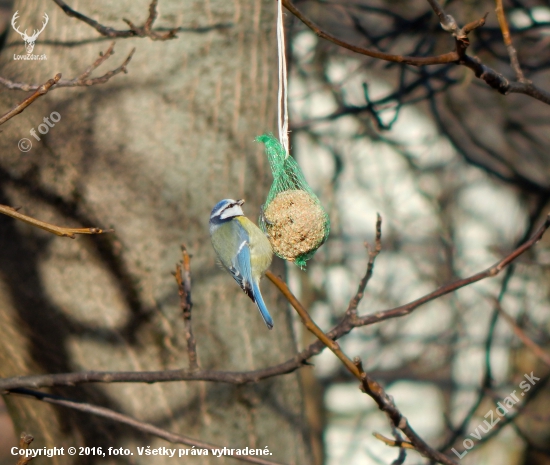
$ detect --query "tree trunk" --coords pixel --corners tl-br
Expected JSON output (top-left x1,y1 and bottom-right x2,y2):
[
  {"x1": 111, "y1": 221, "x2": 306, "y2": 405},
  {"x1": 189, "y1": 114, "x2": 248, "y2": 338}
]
[{"x1": 0, "y1": 0, "x2": 311, "y2": 463}]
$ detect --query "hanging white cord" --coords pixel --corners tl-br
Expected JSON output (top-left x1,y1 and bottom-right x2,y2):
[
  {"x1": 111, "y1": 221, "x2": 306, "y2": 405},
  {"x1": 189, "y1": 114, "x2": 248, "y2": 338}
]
[{"x1": 277, "y1": 0, "x2": 290, "y2": 158}]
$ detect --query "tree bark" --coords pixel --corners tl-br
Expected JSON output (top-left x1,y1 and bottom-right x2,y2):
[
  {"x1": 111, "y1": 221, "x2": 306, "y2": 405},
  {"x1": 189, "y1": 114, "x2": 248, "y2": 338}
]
[{"x1": 0, "y1": 0, "x2": 311, "y2": 463}]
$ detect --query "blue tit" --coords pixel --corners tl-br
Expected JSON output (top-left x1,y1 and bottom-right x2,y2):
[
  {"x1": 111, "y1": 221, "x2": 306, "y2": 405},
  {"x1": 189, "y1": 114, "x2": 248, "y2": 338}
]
[{"x1": 209, "y1": 199, "x2": 274, "y2": 329}]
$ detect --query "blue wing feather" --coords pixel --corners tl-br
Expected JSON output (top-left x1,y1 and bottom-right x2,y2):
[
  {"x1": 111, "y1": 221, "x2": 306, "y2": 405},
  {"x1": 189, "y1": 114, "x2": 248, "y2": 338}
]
[
  {"x1": 250, "y1": 280, "x2": 274, "y2": 330},
  {"x1": 228, "y1": 222, "x2": 274, "y2": 330}
]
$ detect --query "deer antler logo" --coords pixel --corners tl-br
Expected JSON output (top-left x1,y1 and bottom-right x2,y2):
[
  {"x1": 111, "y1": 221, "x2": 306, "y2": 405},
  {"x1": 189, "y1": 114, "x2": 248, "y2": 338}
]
[{"x1": 11, "y1": 11, "x2": 49, "y2": 54}]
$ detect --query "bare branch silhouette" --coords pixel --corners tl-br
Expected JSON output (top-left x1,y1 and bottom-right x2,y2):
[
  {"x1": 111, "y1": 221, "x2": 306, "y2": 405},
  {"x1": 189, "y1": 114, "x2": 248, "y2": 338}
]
[
  {"x1": 0, "y1": 74, "x2": 60, "y2": 126},
  {"x1": 9, "y1": 389, "x2": 285, "y2": 465},
  {"x1": 1, "y1": 214, "x2": 548, "y2": 392},
  {"x1": 53, "y1": 0, "x2": 179, "y2": 40},
  {"x1": 0, "y1": 43, "x2": 134, "y2": 92},
  {"x1": 0, "y1": 204, "x2": 112, "y2": 238}
]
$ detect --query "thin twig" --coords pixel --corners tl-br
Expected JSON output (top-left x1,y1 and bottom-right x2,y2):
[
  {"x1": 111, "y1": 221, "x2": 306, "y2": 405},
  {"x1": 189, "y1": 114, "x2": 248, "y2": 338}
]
[
  {"x1": 0, "y1": 74, "x2": 60, "y2": 126},
  {"x1": 346, "y1": 213, "x2": 382, "y2": 318},
  {"x1": 426, "y1": 0, "x2": 458, "y2": 34},
  {"x1": 0, "y1": 204, "x2": 113, "y2": 239},
  {"x1": 15, "y1": 432, "x2": 34, "y2": 465},
  {"x1": 174, "y1": 245, "x2": 198, "y2": 370},
  {"x1": 123, "y1": 0, "x2": 179, "y2": 40},
  {"x1": 389, "y1": 426, "x2": 408, "y2": 465},
  {"x1": 373, "y1": 432, "x2": 415, "y2": 450},
  {"x1": 8, "y1": 389, "x2": 285, "y2": 465},
  {"x1": 53, "y1": 0, "x2": 178, "y2": 40},
  {"x1": 78, "y1": 41, "x2": 117, "y2": 80},
  {"x1": 461, "y1": 14, "x2": 488, "y2": 36},
  {"x1": 495, "y1": 0, "x2": 525, "y2": 82},
  {"x1": 494, "y1": 299, "x2": 550, "y2": 367},
  {"x1": 0, "y1": 44, "x2": 134, "y2": 92},
  {"x1": 57, "y1": 47, "x2": 135, "y2": 87},
  {"x1": 354, "y1": 359, "x2": 457, "y2": 465}
]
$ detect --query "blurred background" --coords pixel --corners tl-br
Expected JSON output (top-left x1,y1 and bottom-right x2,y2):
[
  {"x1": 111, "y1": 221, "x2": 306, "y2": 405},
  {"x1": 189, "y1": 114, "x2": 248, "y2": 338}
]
[
  {"x1": 1, "y1": 0, "x2": 549, "y2": 464},
  {"x1": 284, "y1": 0, "x2": 550, "y2": 463}
]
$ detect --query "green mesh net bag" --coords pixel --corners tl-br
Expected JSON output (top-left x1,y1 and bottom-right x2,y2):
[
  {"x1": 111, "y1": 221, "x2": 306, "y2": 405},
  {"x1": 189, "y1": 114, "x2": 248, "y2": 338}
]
[{"x1": 256, "y1": 133, "x2": 330, "y2": 268}]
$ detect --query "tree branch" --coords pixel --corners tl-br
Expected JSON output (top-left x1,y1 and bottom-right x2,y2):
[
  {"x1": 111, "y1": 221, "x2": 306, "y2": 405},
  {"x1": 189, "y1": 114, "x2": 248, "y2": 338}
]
[
  {"x1": 8, "y1": 388, "x2": 285, "y2": 465},
  {"x1": 266, "y1": 270, "x2": 457, "y2": 464},
  {"x1": 354, "y1": 359, "x2": 457, "y2": 465},
  {"x1": 426, "y1": 0, "x2": 459, "y2": 35},
  {"x1": 373, "y1": 432, "x2": 415, "y2": 450},
  {"x1": 494, "y1": 0, "x2": 525, "y2": 82},
  {"x1": 282, "y1": 0, "x2": 460, "y2": 66},
  {"x1": 15, "y1": 432, "x2": 35, "y2": 465},
  {"x1": 0, "y1": 74, "x2": 60, "y2": 126},
  {"x1": 174, "y1": 245, "x2": 198, "y2": 370},
  {"x1": 284, "y1": 0, "x2": 550, "y2": 104},
  {"x1": 53, "y1": 0, "x2": 179, "y2": 40},
  {"x1": 355, "y1": 213, "x2": 550, "y2": 326},
  {"x1": 1, "y1": 215, "x2": 548, "y2": 400},
  {"x1": 0, "y1": 43, "x2": 134, "y2": 92},
  {"x1": 0, "y1": 204, "x2": 112, "y2": 238},
  {"x1": 346, "y1": 213, "x2": 382, "y2": 318}
]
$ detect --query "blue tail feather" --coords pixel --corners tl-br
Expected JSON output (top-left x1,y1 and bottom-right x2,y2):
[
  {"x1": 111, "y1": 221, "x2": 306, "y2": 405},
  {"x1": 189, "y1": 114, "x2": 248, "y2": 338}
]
[{"x1": 252, "y1": 281, "x2": 273, "y2": 330}]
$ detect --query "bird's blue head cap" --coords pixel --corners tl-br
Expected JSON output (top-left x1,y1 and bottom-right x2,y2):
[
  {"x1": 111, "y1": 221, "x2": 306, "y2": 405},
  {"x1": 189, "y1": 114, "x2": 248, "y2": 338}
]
[{"x1": 210, "y1": 198, "x2": 245, "y2": 225}]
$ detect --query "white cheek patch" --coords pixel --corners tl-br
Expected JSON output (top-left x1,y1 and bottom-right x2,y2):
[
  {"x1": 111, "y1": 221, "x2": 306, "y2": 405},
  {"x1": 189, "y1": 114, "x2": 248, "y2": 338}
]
[{"x1": 219, "y1": 205, "x2": 244, "y2": 219}]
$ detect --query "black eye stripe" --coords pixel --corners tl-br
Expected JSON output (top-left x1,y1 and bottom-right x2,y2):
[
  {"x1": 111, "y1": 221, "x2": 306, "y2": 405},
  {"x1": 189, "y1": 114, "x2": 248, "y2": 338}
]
[
  {"x1": 222, "y1": 203, "x2": 239, "y2": 213},
  {"x1": 211, "y1": 200, "x2": 241, "y2": 220},
  {"x1": 214, "y1": 204, "x2": 231, "y2": 217}
]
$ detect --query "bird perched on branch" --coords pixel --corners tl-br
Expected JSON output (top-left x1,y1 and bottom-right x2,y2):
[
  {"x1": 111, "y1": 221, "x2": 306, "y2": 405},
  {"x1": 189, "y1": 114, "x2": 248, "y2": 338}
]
[{"x1": 209, "y1": 199, "x2": 274, "y2": 329}]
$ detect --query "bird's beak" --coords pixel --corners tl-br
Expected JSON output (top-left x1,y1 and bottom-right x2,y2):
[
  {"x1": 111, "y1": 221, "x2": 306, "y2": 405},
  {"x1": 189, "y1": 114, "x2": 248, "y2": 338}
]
[{"x1": 236, "y1": 199, "x2": 245, "y2": 206}]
